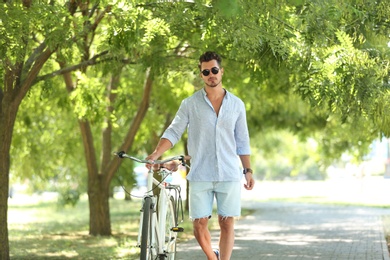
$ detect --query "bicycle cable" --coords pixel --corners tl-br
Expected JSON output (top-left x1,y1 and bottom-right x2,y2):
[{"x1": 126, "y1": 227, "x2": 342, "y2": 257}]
[{"x1": 116, "y1": 168, "x2": 173, "y2": 199}]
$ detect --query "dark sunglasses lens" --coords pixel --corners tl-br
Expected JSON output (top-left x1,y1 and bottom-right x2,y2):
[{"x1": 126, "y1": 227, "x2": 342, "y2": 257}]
[
  {"x1": 211, "y1": 67, "x2": 219, "y2": 74},
  {"x1": 202, "y1": 70, "x2": 210, "y2": 76}
]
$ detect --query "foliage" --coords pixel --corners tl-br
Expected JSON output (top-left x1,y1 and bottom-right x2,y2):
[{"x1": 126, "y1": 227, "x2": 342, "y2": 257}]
[
  {"x1": 252, "y1": 130, "x2": 327, "y2": 180},
  {"x1": 11, "y1": 82, "x2": 85, "y2": 183},
  {"x1": 5, "y1": 0, "x2": 389, "y2": 189},
  {"x1": 291, "y1": 0, "x2": 390, "y2": 137}
]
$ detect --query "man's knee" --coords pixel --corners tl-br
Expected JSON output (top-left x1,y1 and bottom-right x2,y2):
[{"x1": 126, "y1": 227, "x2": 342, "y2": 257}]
[
  {"x1": 193, "y1": 217, "x2": 209, "y2": 229},
  {"x1": 218, "y1": 216, "x2": 234, "y2": 229}
]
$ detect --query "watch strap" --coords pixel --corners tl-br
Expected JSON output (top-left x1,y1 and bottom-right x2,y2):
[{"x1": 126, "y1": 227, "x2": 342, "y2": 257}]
[{"x1": 243, "y1": 168, "x2": 253, "y2": 174}]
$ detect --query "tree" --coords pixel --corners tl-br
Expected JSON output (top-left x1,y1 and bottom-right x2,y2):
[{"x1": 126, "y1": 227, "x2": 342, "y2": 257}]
[{"x1": 1, "y1": 1, "x2": 114, "y2": 257}]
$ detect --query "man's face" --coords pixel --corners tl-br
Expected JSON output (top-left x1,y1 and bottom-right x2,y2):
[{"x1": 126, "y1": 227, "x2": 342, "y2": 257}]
[{"x1": 200, "y1": 60, "x2": 223, "y2": 88}]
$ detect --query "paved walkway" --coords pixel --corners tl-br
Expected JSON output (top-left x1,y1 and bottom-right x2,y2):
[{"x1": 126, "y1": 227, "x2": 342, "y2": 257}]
[{"x1": 176, "y1": 201, "x2": 390, "y2": 260}]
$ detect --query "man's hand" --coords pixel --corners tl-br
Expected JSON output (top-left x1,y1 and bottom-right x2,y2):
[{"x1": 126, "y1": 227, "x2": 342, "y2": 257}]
[
  {"x1": 244, "y1": 173, "x2": 255, "y2": 190},
  {"x1": 145, "y1": 154, "x2": 179, "y2": 171},
  {"x1": 145, "y1": 153, "x2": 159, "y2": 170}
]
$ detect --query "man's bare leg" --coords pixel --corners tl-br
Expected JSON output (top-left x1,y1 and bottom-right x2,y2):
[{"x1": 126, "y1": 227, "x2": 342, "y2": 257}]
[
  {"x1": 193, "y1": 218, "x2": 218, "y2": 260},
  {"x1": 218, "y1": 216, "x2": 235, "y2": 260}
]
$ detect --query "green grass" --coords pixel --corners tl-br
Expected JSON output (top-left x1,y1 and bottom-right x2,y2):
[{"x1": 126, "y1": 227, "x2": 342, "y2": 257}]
[{"x1": 9, "y1": 197, "x2": 141, "y2": 259}]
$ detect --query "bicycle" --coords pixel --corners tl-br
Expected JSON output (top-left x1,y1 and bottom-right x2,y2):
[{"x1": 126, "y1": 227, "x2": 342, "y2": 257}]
[{"x1": 115, "y1": 151, "x2": 190, "y2": 260}]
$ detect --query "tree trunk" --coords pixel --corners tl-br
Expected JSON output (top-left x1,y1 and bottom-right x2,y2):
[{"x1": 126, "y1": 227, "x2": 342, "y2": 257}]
[
  {"x1": 88, "y1": 175, "x2": 111, "y2": 235},
  {"x1": 1, "y1": 71, "x2": 28, "y2": 258},
  {"x1": 0, "y1": 103, "x2": 17, "y2": 260},
  {"x1": 79, "y1": 119, "x2": 112, "y2": 235},
  {"x1": 62, "y1": 69, "x2": 112, "y2": 235}
]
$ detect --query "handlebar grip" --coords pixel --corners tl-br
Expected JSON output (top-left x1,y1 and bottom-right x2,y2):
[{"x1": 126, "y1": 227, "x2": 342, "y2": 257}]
[
  {"x1": 179, "y1": 155, "x2": 191, "y2": 166},
  {"x1": 115, "y1": 151, "x2": 126, "y2": 158}
]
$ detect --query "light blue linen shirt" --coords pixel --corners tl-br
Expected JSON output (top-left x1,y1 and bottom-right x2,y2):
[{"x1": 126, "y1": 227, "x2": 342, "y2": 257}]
[{"x1": 161, "y1": 88, "x2": 251, "y2": 182}]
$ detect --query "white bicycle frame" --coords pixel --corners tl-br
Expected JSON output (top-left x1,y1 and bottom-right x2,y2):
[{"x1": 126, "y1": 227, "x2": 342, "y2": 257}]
[{"x1": 136, "y1": 167, "x2": 176, "y2": 256}]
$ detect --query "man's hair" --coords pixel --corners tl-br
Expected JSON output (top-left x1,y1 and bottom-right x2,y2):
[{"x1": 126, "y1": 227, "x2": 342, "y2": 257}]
[{"x1": 198, "y1": 51, "x2": 222, "y2": 70}]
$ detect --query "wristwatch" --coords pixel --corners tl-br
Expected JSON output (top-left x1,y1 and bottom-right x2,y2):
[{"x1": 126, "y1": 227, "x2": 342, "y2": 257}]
[{"x1": 243, "y1": 168, "x2": 253, "y2": 174}]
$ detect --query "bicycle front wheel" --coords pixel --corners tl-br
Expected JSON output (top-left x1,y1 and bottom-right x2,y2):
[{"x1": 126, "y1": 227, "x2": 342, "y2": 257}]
[
  {"x1": 140, "y1": 197, "x2": 155, "y2": 260},
  {"x1": 161, "y1": 196, "x2": 178, "y2": 260}
]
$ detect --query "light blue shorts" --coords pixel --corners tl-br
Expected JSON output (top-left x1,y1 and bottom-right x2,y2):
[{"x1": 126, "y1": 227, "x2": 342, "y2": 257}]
[{"x1": 189, "y1": 181, "x2": 241, "y2": 219}]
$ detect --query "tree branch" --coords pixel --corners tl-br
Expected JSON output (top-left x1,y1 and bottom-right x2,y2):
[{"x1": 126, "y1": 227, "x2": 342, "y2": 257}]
[
  {"x1": 89, "y1": 3, "x2": 99, "y2": 19},
  {"x1": 79, "y1": 119, "x2": 99, "y2": 180},
  {"x1": 91, "y1": 5, "x2": 112, "y2": 32},
  {"x1": 14, "y1": 47, "x2": 56, "y2": 106},
  {"x1": 101, "y1": 68, "x2": 121, "y2": 174},
  {"x1": 34, "y1": 52, "x2": 137, "y2": 85},
  {"x1": 23, "y1": 42, "x2": 47, "y2": 77},
  {"x1": 33, "y1": 50, "x2": 109, "y2": 84}
]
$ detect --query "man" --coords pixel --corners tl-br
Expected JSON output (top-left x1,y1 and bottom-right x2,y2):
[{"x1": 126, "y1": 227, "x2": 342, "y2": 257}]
[{"x1": 146, "y1": 51, "x2": 255, "y2": 260}]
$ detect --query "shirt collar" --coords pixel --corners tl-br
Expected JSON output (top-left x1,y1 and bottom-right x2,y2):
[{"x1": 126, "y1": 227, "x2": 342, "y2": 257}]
[{"x1": 201, "y1": 88, "x2": 229, "y2": 99}]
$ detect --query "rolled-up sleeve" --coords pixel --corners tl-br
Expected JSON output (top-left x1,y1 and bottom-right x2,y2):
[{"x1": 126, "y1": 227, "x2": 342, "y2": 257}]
[
  {"x1": 235, "y1": 102, "x2": 251, "y2": 155},
  {"x1": 161, "y1": 100, "x2": 189, "y2": 146}
]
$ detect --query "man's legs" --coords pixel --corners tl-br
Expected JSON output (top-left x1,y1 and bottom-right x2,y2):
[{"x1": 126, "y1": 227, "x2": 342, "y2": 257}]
[
  {"x1": 189, "y1": 181, "x2": 240, "y2": 260},
  {"x1": 218, "y1": 216, "x2": 235, "y2": 260},
  {"x1": 193, "y1": 218, "x2": 218, "y2": 260}
]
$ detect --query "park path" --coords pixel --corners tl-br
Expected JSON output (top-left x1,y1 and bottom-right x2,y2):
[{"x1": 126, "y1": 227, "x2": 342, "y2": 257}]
[{"x1": 176, "y1": 201, "x2": 390, "y2": 260}]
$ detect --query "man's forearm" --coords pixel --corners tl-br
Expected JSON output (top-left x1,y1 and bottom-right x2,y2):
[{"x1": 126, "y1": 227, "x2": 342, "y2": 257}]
[
  {"x1": 151, "y1": 138, "x2": 173, "y2": 158},
  {"x1": 239, "y1": 154, "x2": 251, "y2": 169}
]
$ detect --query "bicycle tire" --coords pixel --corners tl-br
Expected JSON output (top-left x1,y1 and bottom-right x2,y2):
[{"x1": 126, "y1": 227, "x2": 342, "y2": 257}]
[
  {"x1": 140, "y1": 197, "x2": 153, "y2": 260},
  {"x1": 160, "y1": 196, "x2": 177, "y2": 260}
]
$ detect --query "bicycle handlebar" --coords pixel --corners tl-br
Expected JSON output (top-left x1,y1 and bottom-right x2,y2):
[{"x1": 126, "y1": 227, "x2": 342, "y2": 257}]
[{"x1": 115, "y1": 151, "x2": 191, "y2": 166}]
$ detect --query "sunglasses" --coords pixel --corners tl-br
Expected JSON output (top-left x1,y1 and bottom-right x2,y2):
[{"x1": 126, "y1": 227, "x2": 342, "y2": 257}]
[{"x1": 201, "y1": 67, "x2": 220, "y2": 76}]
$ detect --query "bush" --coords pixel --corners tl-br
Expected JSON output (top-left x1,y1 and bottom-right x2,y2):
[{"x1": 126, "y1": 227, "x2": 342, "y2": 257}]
[{"x1": 58, "y1": 189, "x2": 80, "y2": 207}]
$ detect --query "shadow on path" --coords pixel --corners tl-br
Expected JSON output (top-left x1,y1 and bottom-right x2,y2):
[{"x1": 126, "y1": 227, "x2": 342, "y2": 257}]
[{"x1": 177, "y1": 201, "x2": 390, "y2": 260}]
